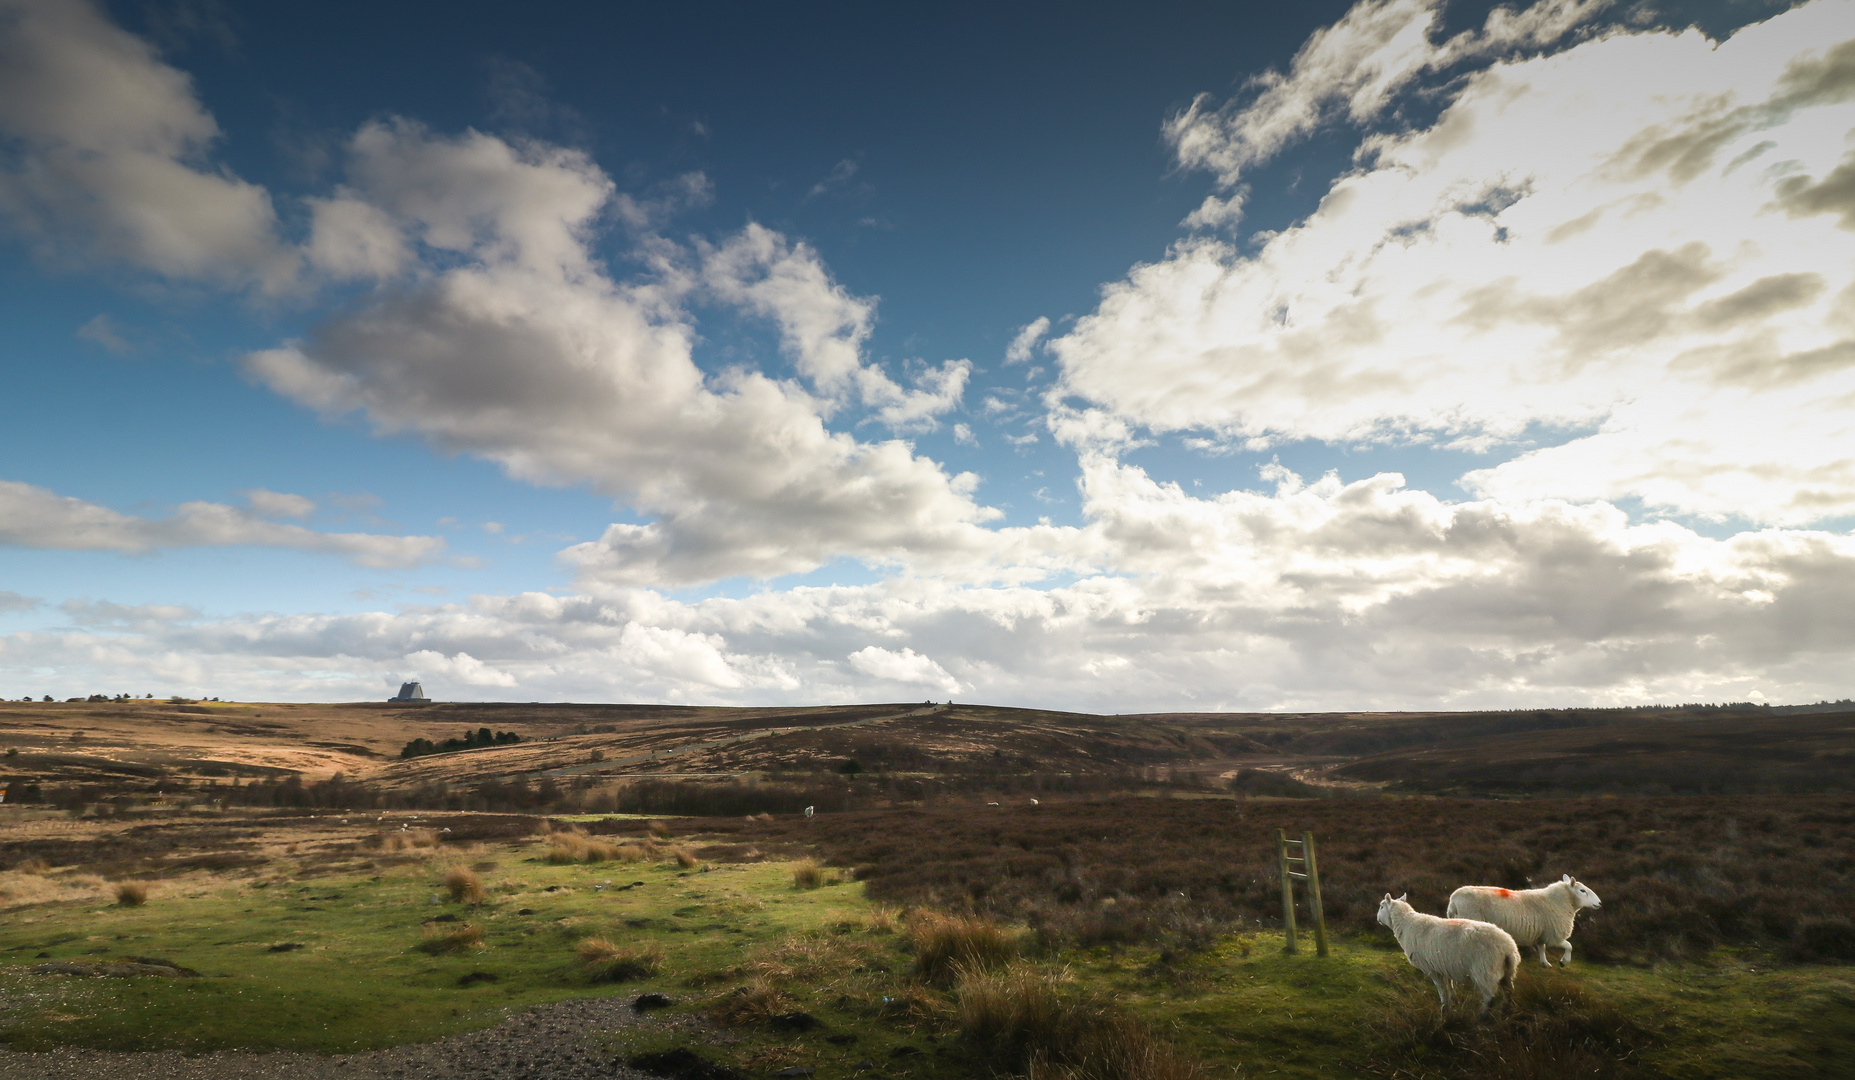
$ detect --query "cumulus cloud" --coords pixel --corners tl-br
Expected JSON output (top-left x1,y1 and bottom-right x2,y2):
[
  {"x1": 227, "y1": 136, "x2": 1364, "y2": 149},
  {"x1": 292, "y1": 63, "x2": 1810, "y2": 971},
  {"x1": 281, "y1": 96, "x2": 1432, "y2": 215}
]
[
  {"x1": 0, "y1": 0, "x2": 297, "y2": 290},
  {"x1": 1165, "y1": 0, "x2": 1607, "y2": 196},
  {"x1": 1058, "y1": 0, "x2": 1855, "y2": 524},
  {"x1": 10, "y1": 458, "x2": 1855, "y2": 707},
  {"x1": 244, "y1": 489, "x2": 317, "y2": 520},
  {"x1": 0, "y1": 479, "x2": 446, "y2": 567},
  {"x1": 847, "y1": 645, "x2": 962, "y2": 694},
  {"x1": 0, "y1": 592, "x2": 37, "y2": 614},
  {"x1": 1005, "y1": 316, "x2": 1050, "y2": 364},
  {"x1": 254, "y1": 122, "x2": 993, "y2": 586}
]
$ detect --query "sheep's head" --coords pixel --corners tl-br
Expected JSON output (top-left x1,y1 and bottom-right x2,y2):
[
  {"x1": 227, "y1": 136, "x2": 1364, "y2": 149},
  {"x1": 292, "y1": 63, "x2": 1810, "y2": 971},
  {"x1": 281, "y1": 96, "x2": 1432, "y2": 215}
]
[
  {"x1": 1375, "y1": 892, "x2": 1408, "y2": 926},
  {"x1": 1561, "y1": 874, "x2": 1602, "y2": 909}
]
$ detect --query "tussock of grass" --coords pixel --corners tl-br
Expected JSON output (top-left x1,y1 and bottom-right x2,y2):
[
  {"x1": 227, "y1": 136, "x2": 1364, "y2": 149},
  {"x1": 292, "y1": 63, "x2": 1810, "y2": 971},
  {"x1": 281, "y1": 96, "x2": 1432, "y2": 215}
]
[
  {"x1": 14, "y1": 858, "x2": 49, "y2": 874},
  {"x1": 648, "y1": 820, "x2": 674, "y2": 839},
  {"x1": 910, "y1": 910, "x2": 1015, "y2": 982},
  {"x1": 671, "y1": 847, "x2": 700, "y2": 869},
  {"x1": 417, "y1": 923, "x2": 484, "y2": 954},
  {"x1": 544, "y1": 831, "x2": 656, "y2": 864},
  {"x1": 707, "y1": 979, "x2": 796, "y2": 1025},
  {"x1": 442, "y1": 866, "x2": 486, "y2": 904},
  {"x1": 792, "y1": 859, "x2": 825, "y2": 889},
  {"x1": 576, "y1": 936, "x2": 665, "y2": 982},
  {"x1": 375, "y1": 829, "x2": 440, "y2": 852},
  {"x1": 956, "y1": 963, "x2": 1211, "y2": 1080},
  {"x1": 114, "y1": 881, "x2": 149, "y2": 907},
  {"x1": 1369, "y1": 967, "x2": 1657, "y2": 1079}
]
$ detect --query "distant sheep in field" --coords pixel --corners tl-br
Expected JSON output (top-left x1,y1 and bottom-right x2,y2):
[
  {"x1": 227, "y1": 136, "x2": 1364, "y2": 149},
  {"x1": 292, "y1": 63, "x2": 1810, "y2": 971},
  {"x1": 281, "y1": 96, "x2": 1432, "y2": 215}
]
[
  {"x1": 1377, "y1": 893, "x2": 1520, "y2": 1018},
  {"x1": 803, "y1": 806, "x2": 814, "y2": 818},
  {"x1": 1447, "y1": 874, "x2": 1602, "y2": 967}
]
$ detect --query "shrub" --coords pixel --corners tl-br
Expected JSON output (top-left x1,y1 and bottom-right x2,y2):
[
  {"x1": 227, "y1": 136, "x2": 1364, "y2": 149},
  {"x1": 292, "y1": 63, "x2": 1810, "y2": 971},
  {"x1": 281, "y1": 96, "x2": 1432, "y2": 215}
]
[
  {"x1": 792, "y1": 860, "x2": 825, "y2": 889},
  {"x1": 114, "y1": 881, "x2": 149, "y2": 907},
  {"x1": 648, "y1": 820, "x2": 674, "y2": 839},
  {"x1": 417, "y1": 923, "x2": 485, "y2": 955},
  {"x1": 443, "y1": 866, "x2": 486, "y2": 904},
  {"x1": 577, "y1": 937, "x2": 665, "y2": 982},
  {"x1": 911, "y1": 910, "x2": 1015, "y2": 982},
  {"x1": 671, "y1": 847, "x2": 700, "y2": 869}
]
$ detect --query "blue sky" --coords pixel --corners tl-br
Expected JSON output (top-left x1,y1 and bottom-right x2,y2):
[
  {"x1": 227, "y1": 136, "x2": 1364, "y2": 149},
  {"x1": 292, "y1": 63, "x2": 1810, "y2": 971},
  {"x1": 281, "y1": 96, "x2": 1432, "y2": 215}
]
[{"x1": 2, "y1": 0, "x2": 1853, "y2": 708}]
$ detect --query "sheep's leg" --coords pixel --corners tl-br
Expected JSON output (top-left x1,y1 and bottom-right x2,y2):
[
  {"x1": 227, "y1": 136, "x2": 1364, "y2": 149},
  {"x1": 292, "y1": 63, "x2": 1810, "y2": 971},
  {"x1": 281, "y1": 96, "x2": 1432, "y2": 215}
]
[
  {"x1": 1430, "y1": 974, "x2": 1451, "y2": 1008},
  {"x1": 1476, "y1": 981, "x2": 1497, "y2": 1019},
  {"x1": 1536, "y1": 943, "x2": 1553, "y2": 967},
  {"x1": 1555, "y1": 939, "x2": 1573, "y2": 965}
]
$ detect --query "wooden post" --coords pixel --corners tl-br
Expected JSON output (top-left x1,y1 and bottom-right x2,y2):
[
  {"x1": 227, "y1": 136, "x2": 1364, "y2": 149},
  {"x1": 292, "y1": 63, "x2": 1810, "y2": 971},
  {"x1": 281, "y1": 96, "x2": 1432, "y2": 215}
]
[
  {"x1": 1302, "y1": 831, "x2": 1328, "y2": 958},
  {"x1": 1275, "y1": 828, "x2": 1298, "y2": 954}
]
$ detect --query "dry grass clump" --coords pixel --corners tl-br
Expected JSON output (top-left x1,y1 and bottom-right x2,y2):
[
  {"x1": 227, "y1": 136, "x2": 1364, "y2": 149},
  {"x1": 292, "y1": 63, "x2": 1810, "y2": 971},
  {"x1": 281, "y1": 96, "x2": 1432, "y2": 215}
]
[
  {"x1": 417, "y1": 923, "x2": 485, "y2": 955},
  {"x1": 671, "y1": 846, "x2": 700, "y2": 869},
  {"x1": 375, "y1": 828, "x2": 441, "y2": 852},
  {"x1": 956, "y1": 964, "x2": 1210, "y2": 1080},
  {"x1": 114, "y1": 881, "x2": 149, "y2": 907},
  {"x1": 13, "y1": 858, "x2": 49, "y2": 874},
  {"x1": 648, "y1": 820, "x2": 674, "y2": 839},
  {"x1": 707, "y1": 979, "x2": 797, "y2": 1025},
  {"x1": 544, "y1": 831, "x2": 653, "y2": 864},
  {"x1": 910, "y1": 910, "x2": 1015, "y2": 982},
  {"x1": 442, "y1": 866, "x2": 486, "y2": 904},
  {"x1": 1371, "y1": 967, "x2": 1656, "y2": 1079},
  {"x1": 792, "y1": 859, "x2": 826, "y2": 889},
  {"x1": 576, "y1": 936, "x2": 665, "y2": 982}
]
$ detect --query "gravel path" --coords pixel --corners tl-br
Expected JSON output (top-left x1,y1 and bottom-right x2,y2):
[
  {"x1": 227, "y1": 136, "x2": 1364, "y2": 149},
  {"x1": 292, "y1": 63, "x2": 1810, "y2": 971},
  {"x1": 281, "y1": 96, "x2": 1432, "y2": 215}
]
[{"x1": 0, "y1": 994, "x2": 703, "y2": 1080}]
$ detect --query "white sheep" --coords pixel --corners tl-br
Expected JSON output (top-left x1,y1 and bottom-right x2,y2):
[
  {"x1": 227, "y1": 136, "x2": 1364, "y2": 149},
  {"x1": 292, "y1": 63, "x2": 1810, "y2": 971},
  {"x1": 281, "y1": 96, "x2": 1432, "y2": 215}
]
[
  {"x1": 1376, "y1": 893, "x2": 1520, "y2": 1017},
  {"x1": 802, "y1": 805, "x2": 814, "y2": 818},
  {"x1": 1446, "y1": 874, "x2": 1601, "y2": 967}
]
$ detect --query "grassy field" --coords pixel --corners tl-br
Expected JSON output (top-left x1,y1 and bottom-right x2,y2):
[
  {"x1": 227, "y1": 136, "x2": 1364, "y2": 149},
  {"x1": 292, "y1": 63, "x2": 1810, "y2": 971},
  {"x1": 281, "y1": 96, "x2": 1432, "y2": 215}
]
[{"x1": 0, "y1": 804, "x2": 1850, "y2": 1078}]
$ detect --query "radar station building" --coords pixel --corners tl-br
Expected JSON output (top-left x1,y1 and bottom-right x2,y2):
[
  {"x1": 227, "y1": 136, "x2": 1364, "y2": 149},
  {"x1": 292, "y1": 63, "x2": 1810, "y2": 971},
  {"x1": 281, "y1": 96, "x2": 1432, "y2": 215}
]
[{"x1": 390, "y1": 681, "x2": 430, "y2": 702}]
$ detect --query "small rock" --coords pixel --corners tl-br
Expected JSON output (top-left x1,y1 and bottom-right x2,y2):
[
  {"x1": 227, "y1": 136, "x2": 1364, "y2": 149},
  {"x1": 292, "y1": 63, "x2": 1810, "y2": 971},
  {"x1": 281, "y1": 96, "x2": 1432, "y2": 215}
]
[
  {"x1": 516, "y1": 908, "x2": 536, "y2": 915},
  {"x1": 424, "y1": 913, "x2": 459, "y2": 924}
]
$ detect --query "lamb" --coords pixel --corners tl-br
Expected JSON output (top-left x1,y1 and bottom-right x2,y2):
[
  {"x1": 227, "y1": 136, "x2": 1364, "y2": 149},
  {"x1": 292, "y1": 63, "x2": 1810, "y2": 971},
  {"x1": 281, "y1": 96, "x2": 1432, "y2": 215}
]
[
  {"x1": 1376, "y1": 893, "x2": 1520, "y2": 1017},
  {"x1": 1446, "y1": 874, "x2": 1601, "y2": 967}
]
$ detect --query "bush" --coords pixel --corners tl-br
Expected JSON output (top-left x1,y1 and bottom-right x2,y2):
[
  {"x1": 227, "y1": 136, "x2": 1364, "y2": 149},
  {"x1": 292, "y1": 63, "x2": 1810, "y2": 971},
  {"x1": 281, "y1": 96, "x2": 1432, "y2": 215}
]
[
  {"x1": 417, "y1": 923, "x2": 484, "y2": 954},
  {"x1": 442, "y1": 866, "x2": 486, "y2": 904},
  {"x1": 911, "y1": 910, "x2": 1015, "y2": 982},
  {"x1": 114, "y1": 881, "x2": 148, "y2": 907},
  {"x1": 577, "y1": 937, "x2": 665, "y2": 982}
]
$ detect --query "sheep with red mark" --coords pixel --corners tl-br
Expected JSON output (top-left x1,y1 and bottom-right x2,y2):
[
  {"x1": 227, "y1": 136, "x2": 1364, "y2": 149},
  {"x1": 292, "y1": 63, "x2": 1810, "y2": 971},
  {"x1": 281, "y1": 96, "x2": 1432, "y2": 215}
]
[
  {"x1": 1376, "y1": 893, "x2": 1520, "y2": 1017},
  {"x1": 1447, "y1": 874, "x2": 1602, "y2": 967}
]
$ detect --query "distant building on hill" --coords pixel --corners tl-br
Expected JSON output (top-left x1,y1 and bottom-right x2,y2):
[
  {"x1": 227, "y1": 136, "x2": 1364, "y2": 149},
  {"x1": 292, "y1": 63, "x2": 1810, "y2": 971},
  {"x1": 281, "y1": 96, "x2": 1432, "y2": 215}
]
[{"x1": 390, "y1": 681, "x2": 430, "y2": 703}]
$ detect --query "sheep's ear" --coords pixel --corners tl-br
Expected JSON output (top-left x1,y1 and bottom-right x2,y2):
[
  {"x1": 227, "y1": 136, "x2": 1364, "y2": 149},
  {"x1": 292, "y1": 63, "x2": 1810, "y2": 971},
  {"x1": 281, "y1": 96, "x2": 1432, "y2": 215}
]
[
  {"x1": 1397, "y1": 893, "x2": 1408, "y2": 902},
  {"x1": 1382, "y1": 893, "x2": 1393, "y2": 901},
  {"x1": 1561, "y1": 873, "x2": 1572, "y2": 883}
]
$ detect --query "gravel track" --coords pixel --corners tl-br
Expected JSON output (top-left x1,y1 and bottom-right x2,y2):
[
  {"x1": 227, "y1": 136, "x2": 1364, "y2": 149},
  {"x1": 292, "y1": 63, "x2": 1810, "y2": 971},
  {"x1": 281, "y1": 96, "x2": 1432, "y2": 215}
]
[{"x1": 0, "y1": 994, "x2": 697, "y2": 1080}]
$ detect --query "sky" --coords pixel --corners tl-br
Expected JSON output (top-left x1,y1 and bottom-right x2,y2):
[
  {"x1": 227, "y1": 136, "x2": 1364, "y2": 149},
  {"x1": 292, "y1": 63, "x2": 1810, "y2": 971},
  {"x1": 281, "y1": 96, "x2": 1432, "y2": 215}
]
[{"x1": 1, "y1": 0, "x2": 1853, "y2": 710}]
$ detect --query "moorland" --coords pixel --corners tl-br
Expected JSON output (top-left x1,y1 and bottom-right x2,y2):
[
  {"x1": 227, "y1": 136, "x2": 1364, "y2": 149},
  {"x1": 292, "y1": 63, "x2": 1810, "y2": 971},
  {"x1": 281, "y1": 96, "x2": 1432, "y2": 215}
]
[{"x1": 0, "y1": 696, "x2": 1850, "y2": 1078}]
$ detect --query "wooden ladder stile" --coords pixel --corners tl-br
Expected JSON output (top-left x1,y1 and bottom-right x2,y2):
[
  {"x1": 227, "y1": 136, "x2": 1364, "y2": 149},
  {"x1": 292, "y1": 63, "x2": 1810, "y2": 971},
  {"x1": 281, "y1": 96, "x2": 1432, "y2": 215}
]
[{"x1": 1274, "y1": 828, "x2": 1329, "y2": 957}]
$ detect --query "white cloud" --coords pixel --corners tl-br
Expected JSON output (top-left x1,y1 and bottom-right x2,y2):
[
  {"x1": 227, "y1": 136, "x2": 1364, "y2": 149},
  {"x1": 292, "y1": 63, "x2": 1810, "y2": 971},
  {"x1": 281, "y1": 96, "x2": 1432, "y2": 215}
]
[
  {"x1": 253, "y1": 123, "x2": 994, "y2": 587},
  {"x1": 11, "y1": 459, "x2": 1855, "y2": 708},
  {"x1": 1165, "y1": 0, "x2": 1607, "y2": 193},
  {"x1": 847, "y1": 645, "x2": 961, "y2": 695},
  {"x1": 0, "y1": 479, "x2": 446, "y2": 568},
  {"x1": 1005, "y1": 316, "x2": 1049, "y2": 364},
  {"x1": 0, "y1": 592, "x2": 38, "y2": 614},
  {"x1": 1058, "y1": 0, "x2": 1855, "y2": 524},
  {"x1": 244, "y1": 489, "x2": 317, "y2": 520},
  {"x1": 75, "y1": 313, "x2": 130, "y2": 354},
  {"x1": 0, "y1": 0, "x2": 298, "y2": 290}
]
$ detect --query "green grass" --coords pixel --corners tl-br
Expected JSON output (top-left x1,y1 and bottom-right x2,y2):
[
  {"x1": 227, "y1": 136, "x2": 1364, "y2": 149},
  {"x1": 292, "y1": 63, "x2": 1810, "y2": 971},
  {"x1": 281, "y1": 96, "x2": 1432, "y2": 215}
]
[
  {"x1": 1, "y1": 846, "x2": 1849, "y2": 1078},
  {"x1": 0, "y1": 848, "x2": 873, "y2": 1054}
]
